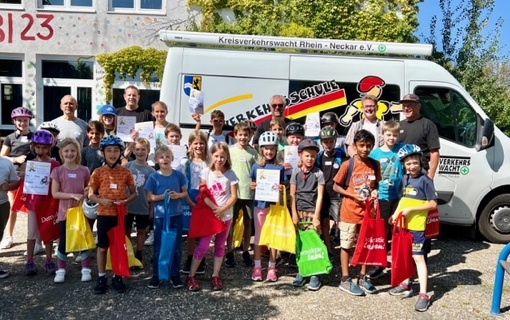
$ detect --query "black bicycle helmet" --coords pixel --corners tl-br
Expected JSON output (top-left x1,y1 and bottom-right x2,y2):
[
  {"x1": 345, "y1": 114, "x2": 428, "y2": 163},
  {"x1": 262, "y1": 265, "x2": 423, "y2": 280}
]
[
  {"x1": 285, "y1": 122, "x2": 305, "y2": 137},
  {"x1": 320, "y1": 112, "x2": 339, "y2": 125},
  {"x1": 298, "y1": 139, "x2": 320, "y2": 153},
  {"x1": 319, "y1": 126, "x2": 337, "y2": 140}
]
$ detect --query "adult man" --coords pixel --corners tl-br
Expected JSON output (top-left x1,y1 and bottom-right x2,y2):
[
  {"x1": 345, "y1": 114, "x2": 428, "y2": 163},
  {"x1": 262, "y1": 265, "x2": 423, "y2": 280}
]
[
  {"x1": 115, "y1": 85, "x2": 154, "y2": 123},
  {"x1": 397, "y1": 93, "x2": 440, "y2": 180},
  {"x1": 51, "y1": 95, "x2": 89, "y2": 148},
  {"x1": 252, "y1": 95, "x2": 290, "y2": 149},
  {"x1": 344, "y1": 94, "x2": 384, "y2": 157}
]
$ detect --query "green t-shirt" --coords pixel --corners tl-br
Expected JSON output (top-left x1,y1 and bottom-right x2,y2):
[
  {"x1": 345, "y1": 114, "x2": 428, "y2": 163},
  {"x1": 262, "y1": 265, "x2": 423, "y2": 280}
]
[{"x1": 229, "y1": 144, "x2": 258, "y2": 200}]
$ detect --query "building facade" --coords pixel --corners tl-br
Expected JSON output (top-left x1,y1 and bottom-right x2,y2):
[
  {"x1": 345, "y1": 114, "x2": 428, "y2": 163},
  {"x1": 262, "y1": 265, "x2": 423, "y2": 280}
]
[{"x1": 0, "y1": 0, "x2": 192, "y2": 134}]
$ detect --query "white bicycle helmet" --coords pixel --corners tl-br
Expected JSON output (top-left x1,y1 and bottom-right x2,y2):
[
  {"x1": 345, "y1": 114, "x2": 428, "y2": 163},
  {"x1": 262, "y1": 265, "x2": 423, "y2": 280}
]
[
  {"x1": 259, "y1": 131, "x2": 279, "y2": 146},
  {"x1": 82, "y1": 199, "x2": 98, "y2": 220}
]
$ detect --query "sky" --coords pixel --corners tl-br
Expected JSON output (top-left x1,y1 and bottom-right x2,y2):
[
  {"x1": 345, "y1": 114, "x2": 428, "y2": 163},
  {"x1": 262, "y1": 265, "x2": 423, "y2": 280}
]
[{"x1": 416, "y1": 0, "x2": 510, "y2": 55}]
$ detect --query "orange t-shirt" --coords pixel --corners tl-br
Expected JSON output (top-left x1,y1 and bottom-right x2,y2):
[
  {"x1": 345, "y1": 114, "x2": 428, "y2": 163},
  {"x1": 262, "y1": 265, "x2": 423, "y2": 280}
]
[
  {"x1": 333, "y1": 157, "x2": 381, "y2": 224},
  {"x1": 89, "y1": 165, "x2": 135, "y2": 216}
]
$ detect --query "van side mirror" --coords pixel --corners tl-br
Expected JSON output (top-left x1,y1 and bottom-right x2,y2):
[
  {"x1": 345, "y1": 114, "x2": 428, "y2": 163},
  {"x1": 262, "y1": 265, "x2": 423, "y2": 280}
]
[{"x1": 476, "y1": 117, "x2": 494, "y2": 151}]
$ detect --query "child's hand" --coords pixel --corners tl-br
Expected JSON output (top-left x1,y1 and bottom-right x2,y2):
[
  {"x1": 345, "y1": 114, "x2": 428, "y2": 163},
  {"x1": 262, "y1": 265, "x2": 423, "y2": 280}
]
[
  {"x1": 113, "y1": 199, "x2": 128, "y2": 205},
  {"x1": 72, "y1": 194, "x2": 84, "y2": 202},
  {"x1": 15, "y1": 155, "x2": 26, "y2": 164},
  {"x1": 292, "y1": 215, "x2": 299, "y2": 226},
  {"x1": 168, "y1": 191, "x2": 180, "y2": 200},
  {"x1": 279, "y1": 184, "x2": 285, "y2": 191},
  {"x1": 192, "y1": 113, "x2": 201, "y2": 123},
  {"x1": 100, "y1": 198, "x2": 115, "y2": 207},
  {"x1": 353, "y1": 193, "x2": 366, "y2": 203},
  {"x1": 213, "y1": 206, "x2": 225, "y2": 219},
  {"x1": 284, "y1": 162, "x2": 292, "y2": 171},
  {"x1": 370, "y1": 189, "x2": 378, "y2": 200},
  {"x1": 250, "y1": 182, "x2": 257, "y2": 190},
  {"x1": 313, "y1": 217, "x2": 321, "y2": 233},
  {"x1": 129, "y1": 130, "x2": 139, "y2": 141}
]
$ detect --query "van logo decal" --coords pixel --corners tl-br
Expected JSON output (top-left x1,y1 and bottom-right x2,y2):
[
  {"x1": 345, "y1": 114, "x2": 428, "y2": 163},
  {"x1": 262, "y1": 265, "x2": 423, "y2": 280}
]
[
  {"x1": 183, "y1": 75, "x2": 202, "y2": 96},
  {"x1": 439, "y1": 156, "x2": 471, "y2": 175}
]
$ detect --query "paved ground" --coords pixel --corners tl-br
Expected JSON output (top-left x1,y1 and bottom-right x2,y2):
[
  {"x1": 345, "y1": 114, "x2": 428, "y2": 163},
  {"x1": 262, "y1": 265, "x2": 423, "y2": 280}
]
[{"x1": 0, "y1": 213, "x2": 509, "y2": 320}]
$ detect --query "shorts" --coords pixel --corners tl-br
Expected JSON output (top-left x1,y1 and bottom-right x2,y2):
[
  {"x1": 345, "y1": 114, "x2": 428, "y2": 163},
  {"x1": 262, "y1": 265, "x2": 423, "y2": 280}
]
[
  {"x1": 125, "y1": 213, "x2": 150, "y2": 231},
  {"x1": 410, "y1": 230, "x2": 427, "y2": 255},
  {"x1": 233, "y1": 199, "x2": 253, "y2": 221},
  {"x1": 378, "y1": 199, "x2": 399, "y2": 223},
  {"x1": 96, "y1": 216, "x2": 118, "y2": 248},
  {"x1": 339, "y1": 221, "x2": 361, "y2": 250},
  {"x1": 321, "y1": 195, "x2": 341, "y2": 221}
]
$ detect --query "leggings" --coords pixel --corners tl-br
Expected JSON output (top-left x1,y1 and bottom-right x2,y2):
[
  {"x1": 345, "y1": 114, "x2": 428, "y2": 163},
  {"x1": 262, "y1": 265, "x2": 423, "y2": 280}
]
[
  {"x1": 253, "y1": 207, "x2": 270, "y2": 246},
  {"x1": 193, "y1": 219, "x2": 232, "y2": 260}
]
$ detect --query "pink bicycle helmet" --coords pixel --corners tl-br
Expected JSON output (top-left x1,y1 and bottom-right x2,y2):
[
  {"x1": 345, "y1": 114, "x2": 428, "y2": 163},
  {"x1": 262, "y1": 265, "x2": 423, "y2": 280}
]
[{"x1": 11, "y1": 107, "x2": 34, "y2": 119}]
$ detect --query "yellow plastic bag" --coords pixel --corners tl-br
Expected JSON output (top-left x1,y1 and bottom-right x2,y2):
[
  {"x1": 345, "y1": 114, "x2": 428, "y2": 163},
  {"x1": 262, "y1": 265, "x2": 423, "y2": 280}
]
[
  {"x1": 233, "y1": 209, "x2": 244, "y2": 248},
  {"x1": 106, "y1": 236, "x2": 142, "y2": 270},
  {"x1": 258, "y1": 189, "x2": 296, "y2": 253},
  {"x1": 65, "y1": 204, "x2": 96, "y2": 252}
]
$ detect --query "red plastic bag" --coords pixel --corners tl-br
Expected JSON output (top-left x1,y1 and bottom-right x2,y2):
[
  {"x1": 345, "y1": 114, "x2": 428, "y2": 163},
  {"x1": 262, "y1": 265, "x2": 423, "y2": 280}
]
[
  {"x1": 351, "y1": 199, "x2": 387, "y2": 267},
  {"x1": 390, "y1": 214, "x2": 416, "y2": 287},
  {"x1": 107, "y1": 204, "x2": 130, "y2": 278},
  {"x1": 188, "y1": 184, "x2": 226, "y2": 238},
  {"x1": 11, "y1": 181, "x2": 29, "y2": 214},
  {"x1": 425, "y1": 209, "x2": 440, "y2": 239},
  {"x1": 35, "y1": 197, "x2": 60, "y2": 243}
]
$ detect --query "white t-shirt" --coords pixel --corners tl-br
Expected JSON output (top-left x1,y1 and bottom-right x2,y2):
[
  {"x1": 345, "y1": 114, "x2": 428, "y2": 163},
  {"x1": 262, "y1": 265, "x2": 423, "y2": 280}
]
[
  {"x1": 363, "y1": 121, "x2": 378, "y2": 142},
  {"x1": 200, "y1": 167, "x2": 238, "y2": 221}
]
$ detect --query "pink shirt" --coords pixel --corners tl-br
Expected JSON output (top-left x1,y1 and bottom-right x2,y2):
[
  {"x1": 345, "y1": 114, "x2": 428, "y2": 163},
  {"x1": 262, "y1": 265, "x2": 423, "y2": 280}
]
[{"x1": 50, "y1": 165, "x2": 90, "y2": 222}]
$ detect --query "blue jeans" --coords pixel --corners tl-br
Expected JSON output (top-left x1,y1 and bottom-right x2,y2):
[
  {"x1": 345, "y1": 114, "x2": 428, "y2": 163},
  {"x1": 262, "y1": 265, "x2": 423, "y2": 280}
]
[{"x1": 152, "y1": 214, "x2": 183, "y2": 278}]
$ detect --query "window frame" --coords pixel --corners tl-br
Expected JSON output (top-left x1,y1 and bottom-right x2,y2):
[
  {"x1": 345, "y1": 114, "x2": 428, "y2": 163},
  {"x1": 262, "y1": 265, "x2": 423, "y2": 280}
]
[
  {"x1": 0, "y1": 57, "x2": 24, "y2": 129},
  {"x1": 0, "y1": 0, "x2": 23, "y2": 10},
  {"x1": 108, "y1": 0, "x2": 165, "y2": 14},
  {"x1": 37, "y1": 0, "x2": 95, "y2": 12}
]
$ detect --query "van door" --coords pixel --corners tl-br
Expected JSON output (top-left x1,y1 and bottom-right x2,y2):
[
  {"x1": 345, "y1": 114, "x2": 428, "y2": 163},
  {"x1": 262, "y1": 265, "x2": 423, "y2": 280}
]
[{"x1": 409, "y1": 82, "x2": 489, "y2": 226}]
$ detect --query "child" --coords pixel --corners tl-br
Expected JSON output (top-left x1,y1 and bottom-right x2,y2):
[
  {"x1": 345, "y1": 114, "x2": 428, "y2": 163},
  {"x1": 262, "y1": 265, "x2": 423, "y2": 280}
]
[
  {"x1": 316, "y1": 126, "x2": 347, "y2": 257},
  {"x1": 37, "y1": 122, "x2": 62, "y2": 164},
  {"x1": 249, "y1": 131, "x2": 285, "y2": 282},
  {"x1": 290, "y1": 139, "x2": 325, "y2": 290},
  {"x1": 82, "y1": 120, "x2": 105, "y2": 175},
  {"x1": 225, "y1": 122, "x2": 257, "y2": 268},
  {"x1": 280, "y1": 122, "x2": 305, "y2": 179},
  {"x1": 145, "y1": 145, "x2": 190, "y2": 289},
  {"x1": 21, "y1": 129, "x2": 60, "y2": 276},
  {"x1": 88, "y1": 135, "x2": 136, "y2": 294},
  {"x1": 320, "y1": 112, "x2": 347, "y2": 151},
  {"x1": 388, "y1": 144, "x2": 437, "y2": 312},
  {"x1": 124, "y1": 138, "x2": 155, "y2": 265},
  {"x1": 185, "y1": 142, "x2": 238, "y2": 291},
  {"x1": 0, "y1": 107, "x2": 34, "y2": 250},
  {"x1": 98, "y1": 104, "x2": 117, "y2": 136},
  {"x1": 50, "y1": 138, "x2": 91, "y2": 283},
  {"x1": 163, "y1": 123, "x2": 187, "y2": 172},
  {"x1": 270, "y1": 117, "x2": 287, "y2": 151},
  {"x1": 333, "y1": 129, "x2": 381, "y2": 296},
  {"x1": 192, "y1": 110, "x2": 232, "y2": 151},
  {"x1": 181, "y1": 130, "x2": 210, "y2": 275},
  {"x1": 152, "y1": 101, "x2": 170, "y2": 150},
  {"x1": 367, "y1": 119, "x2": 405, "y2": 279},
  {"x1": 0, "y1": 154, "x2": 20, "y2": 278}
]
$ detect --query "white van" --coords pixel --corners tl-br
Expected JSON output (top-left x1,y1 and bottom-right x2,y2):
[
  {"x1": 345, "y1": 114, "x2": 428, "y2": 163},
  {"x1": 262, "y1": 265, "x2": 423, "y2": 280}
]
[{"x1": 159, "y1": 31, "x2": 508, "y2": 243}]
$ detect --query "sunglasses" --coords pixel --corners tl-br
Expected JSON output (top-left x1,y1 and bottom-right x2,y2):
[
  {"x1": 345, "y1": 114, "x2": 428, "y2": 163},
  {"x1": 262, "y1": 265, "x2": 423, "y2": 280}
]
[{"x1": 271, "y1": 104, "x2": 284, "y2": 108}]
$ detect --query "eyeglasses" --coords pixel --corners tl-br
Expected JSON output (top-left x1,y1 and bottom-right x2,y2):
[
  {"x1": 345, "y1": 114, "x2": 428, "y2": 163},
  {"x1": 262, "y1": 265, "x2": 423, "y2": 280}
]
[
  {"x1": 363, "y1": 105, "x2": 376, "y2": 109},
  {"x1": 271, "y1": 104, "x2": 284, "y2": 108}
]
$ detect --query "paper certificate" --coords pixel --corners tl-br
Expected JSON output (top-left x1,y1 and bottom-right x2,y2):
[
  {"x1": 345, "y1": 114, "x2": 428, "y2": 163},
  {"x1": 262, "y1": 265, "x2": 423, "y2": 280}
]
[
  {"x1": 284, "y1": 146, "x2": 299, "y2": 170},
  {"x1": 305, "y1": 112, "x2": 321, "y2": 137},
  {"x1": 169, "y1": 145, "x2": 187, "y2": 170},
  {"x1": 254, "y1": 169, "x2": 281, "y2": 203},
  {"x1": 116, "y1": 116, "x2": 136, "y2": 142},
  {"x1": 23, "y1": 161, "x2": 51, "y2": 195},
  {"x1": 135, "y1": 122, "x2": 156, "y2": 153},
  {"x1": 188, "y1": 89, "x2": 204, "y2": 114}
]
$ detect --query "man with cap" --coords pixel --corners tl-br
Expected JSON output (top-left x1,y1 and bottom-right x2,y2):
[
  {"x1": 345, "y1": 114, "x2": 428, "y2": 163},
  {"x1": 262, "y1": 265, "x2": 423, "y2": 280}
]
[{"x1": 397, "y1": 93, "x2": 440, "y2": 180}]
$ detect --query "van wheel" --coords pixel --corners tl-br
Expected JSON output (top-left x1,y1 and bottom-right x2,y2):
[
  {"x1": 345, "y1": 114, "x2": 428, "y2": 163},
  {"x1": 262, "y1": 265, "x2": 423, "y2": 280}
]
[{"x1": 479, "y1": 195, "x2": 510, "y2": 243}]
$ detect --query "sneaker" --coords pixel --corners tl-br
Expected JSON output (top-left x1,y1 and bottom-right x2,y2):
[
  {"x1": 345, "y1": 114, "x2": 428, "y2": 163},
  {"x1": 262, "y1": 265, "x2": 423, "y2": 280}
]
[
  {"x1": 25, "y1": 261, "x2": 37, "y2": 276},
  {"x1": 112, "y1": 275, "x2": 127, "y2": 293},
  {"x1": 292, "y1": 273, "x2": 306, "y2": 287},
  {"x1": 0, "y1": 270, "x2": 10, "y2": 279},
  {"x1": 171, "y1": 275, "x2": 184, "y2": 289},
  {"x1": 44, "y1": 261, "x2": 57, "y2": 275},
  {"x1": 251, "y1": 267, "x2": 263, "y2": 281},
  {"x1": 211, "y1": 276, "x2": 223, "y2": 291},
  {"x1": 181, "y1": 255, "x2": 192, "y2": 274},
  {"x1": 359, "y1": 276, "x2": 377, "y2": 294},
  {"x1": 0, "y1": 236, "x2": 13, "y2": 249},
  {"x1": 144, "y1": 230, "x2": 154, "y2": 246},
  {"x1": 338, "y1": 278, "x2": 365, "y2": 296},
  {"x1": 54, "y1": 269, "x2": 66, "y2": 283},
  {"x1": 225, "y1": 252, "x2": 236, "y2": 268},
  {"x1": 266, "y1": 268, "x2": 278, "y2": 282},
  {"x1": 415, "y1": 293, "x2": 431, "y2": 312},
  {"x1": 24, "y1": 243, "x2": 45, "y2": 256},
  {"x1": 367, "y1": 267, "x2": 385, "y2": 280},
  {"x1": 389, "y1": 283, "x2": 413, "y2": 297},
  {"x1": 307, "y1": 275, "x2": 321, "y2": 291},
  {"x1": 94, "y1": 276, "x2": 108, "y2": 294},
  {"x1": 185, "y1": 275, "x2": 200, "y2": 291},
  {"x1": 197, "y1": 259, "x2": 206, "y2": 275},
  {"x1": 148, "y1": 276, "x2": 160, "y2": 289},
  {"x1": 81, "y1": 268, "x2": 92, "y2": 282},
  {"x1": 242, "y1": 251, "x2": 253, "y2": 266}
]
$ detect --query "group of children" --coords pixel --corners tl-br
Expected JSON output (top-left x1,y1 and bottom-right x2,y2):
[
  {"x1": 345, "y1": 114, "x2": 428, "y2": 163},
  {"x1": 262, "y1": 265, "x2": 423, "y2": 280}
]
[{"x1": 0, "y1": 101, "x2": 437, "y2": 312}]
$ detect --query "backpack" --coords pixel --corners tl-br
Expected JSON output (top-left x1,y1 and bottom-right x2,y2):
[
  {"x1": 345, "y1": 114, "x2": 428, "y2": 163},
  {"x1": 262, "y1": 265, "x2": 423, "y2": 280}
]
[
  {"x1": 316, "y1": 148, "x2": 346, "y2": 169},
  {"x1": 342, "y1": 156, "x2": 379, "y2": 189}
]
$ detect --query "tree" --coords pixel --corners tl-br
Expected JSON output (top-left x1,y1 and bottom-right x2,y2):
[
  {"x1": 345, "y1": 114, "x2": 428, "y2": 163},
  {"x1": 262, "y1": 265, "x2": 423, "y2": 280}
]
[
  {"x1": 188, "y1": 0, "x2": 423, "y2": 42},
  {"x1": 423, "y1": 0, "x2": 510, "y2": 135}
]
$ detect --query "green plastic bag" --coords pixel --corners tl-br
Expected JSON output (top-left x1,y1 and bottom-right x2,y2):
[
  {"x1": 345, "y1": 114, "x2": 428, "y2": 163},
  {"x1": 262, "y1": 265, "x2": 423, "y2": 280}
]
[{"x1": 295, "y1": 223, "x2": 333, "y2": 277}]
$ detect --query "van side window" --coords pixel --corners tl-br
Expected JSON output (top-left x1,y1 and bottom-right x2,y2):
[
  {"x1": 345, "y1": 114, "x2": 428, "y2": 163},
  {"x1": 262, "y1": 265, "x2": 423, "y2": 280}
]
[{"x1": 415, "y1": 87, "x2": 477, "y2": 147}]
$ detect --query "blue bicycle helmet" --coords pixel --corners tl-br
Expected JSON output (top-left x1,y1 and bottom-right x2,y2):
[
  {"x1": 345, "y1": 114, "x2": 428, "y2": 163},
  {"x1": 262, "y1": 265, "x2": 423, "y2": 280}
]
[
  {"x1": 11, "y1": 107, "x2": 34, "y2": 119},
  {"x1": 298, "y1": 139, "x2": 320, "y2": 153},
  {"x1": 32, "y1": 129, "x2": 54, "y2": 145},
  {"x1": 99, "y1": 135, "x2": 125, "y2": 151},
  {"x1": 398, "y1": 144, "x2": 422, "y2": 161},
  {"x1": 285, "y1": 122, "x2": 305, "y2": 137},
  {"x1": 258, "y1": 131, "x2": 279, "y2": 146}
]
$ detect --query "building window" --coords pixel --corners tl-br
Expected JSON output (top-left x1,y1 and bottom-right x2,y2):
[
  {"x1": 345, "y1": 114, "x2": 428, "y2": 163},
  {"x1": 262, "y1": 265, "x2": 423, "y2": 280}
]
[
  {"x1": 0, "y1": 0, "x2": 23, "y2": 9},
  {"x1": 109, "y1": 0, "x2": 163, "y2": 11},
  {"x1": 0, "y1": 0, "x2": 22, "y2": 4},
  {"x1": 0, "y1": 59, "x2": 23, "y2": 126},
  {"x1": 42, "y1": 60, "x2": 93, "y2": 80},
  {"x1": 38, "y1": 0, "x2": 93, "y2": 9},
  {"x1": 112, "y1": 88, "x2": 159, "y2": 111}
]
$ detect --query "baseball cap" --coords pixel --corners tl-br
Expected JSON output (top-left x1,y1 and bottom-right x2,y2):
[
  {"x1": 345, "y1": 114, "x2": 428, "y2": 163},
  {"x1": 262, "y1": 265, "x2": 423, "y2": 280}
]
[
  {"x1": 400, "y1": 94, "x2": 420, "y2": 103},
  {"x1": 98, "y1": 104, "x2": 116, "y2": 116}
]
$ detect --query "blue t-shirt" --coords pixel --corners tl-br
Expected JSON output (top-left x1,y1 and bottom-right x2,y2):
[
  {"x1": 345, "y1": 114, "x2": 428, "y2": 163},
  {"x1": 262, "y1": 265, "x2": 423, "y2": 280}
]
[
  {"x1": 369, "y1": 143, "x2": 405, "y2": 201},
  {"x1": 144, "y1": 170, "x2": 187, "y2": 218},
  {"x1": 250, "y1": 163, "x2": 285, "y2": 208}
]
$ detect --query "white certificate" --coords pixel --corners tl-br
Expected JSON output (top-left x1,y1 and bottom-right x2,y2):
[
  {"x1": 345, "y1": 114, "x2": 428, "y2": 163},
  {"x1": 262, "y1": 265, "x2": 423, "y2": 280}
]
[
  {"x1": 305, "y1": 112, "x2": 321, "y2": 137},
  {"x1": 169, "y1": 145, "x2": 187, "y2": 169},
  {"x1": 188, "y1": 88, "x2": 204, "y2": 114},
  {"x1": 135, "y1": 122, "x2": 156, "y2": 154},
  {"x1": 254, "y1": 169, "x2": 281, "y2": 203},
  {"x1": 284, "y1": 146, "x2": 299, "y2": 170},
  {"x1": 23, "y1": 161, "x2": 51, "y2": 195},
  {"x1": 116, "y1": 116, "x2": 136, "y2": 142}
]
